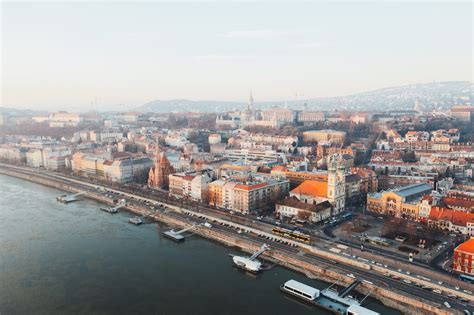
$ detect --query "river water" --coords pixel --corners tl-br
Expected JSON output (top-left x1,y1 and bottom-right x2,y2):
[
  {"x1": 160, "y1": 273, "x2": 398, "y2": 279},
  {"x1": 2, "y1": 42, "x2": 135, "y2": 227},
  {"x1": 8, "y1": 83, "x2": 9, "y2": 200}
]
[{"x1": 0, "y1": 175, "x2": 399, "y2": 314}]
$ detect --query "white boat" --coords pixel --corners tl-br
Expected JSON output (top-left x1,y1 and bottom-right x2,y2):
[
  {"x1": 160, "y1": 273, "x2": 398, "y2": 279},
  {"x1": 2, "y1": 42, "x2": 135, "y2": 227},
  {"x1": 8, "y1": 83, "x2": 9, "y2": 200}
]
[{"x1": 128, "y1": 217, "x2": 143, "y2": 225}]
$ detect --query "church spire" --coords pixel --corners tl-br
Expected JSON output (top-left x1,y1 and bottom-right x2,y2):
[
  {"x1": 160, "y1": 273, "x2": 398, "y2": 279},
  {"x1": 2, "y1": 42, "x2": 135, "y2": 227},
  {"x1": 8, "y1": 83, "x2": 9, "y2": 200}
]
[{"x1": 247, "y1": 90, "x2": 254, "y2": 111}]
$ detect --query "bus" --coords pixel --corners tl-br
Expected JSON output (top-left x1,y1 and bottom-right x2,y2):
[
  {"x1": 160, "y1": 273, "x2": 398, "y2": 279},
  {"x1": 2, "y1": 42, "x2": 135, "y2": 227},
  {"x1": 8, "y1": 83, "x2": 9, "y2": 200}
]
[
  {"x1": 272, "y1": 227, "x2": 311, "y2": 244},
  {"x1": 459, "y1": 274, "x2": 474, "y2": 284}
]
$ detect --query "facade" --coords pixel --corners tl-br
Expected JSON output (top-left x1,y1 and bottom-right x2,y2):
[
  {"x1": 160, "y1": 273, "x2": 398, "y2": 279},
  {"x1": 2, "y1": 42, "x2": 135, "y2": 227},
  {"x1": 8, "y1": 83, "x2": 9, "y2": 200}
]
[
  {"x1": 148, "y1": 147, "x2": 175, "y2": 189},
  {"x1": 72, "y1": 152, "x2": 152, "y2": 183},
  {"x1": 168, "y1": 170, "x2": 212, "y2": 201},
  {"x1": 261, "y1": 108, "x2": 295, "y2": 123},
  {"x1": 450, "y1": 105, "x2": 474, "y2": 122},
  {"x1": 50, "y1": 112, "x2": 82, "y2": 126},
  {"x1": 366, "y1": 183, "x2": 433, "y2": 219},
  {"x1": 428, "y1": 207, "x2": 474, "y2": 236},
  {"x1": 103, "y1": 157, "x2": 153, "y2": 183},
  {"x1": 453, "y1": 238, "x2": 474, "y2": 275},
  {"x1": 276, "y1": 197, "x2": 331, "y2": 223},
  {"x1": 208, "y1": 134, "x2": 222, "y2": 145},
  {"x1": 26, "y1": 147, "x2": 72, "y2": 168},
  {"x1": 297, "y1": 111, "x2": 326, "y2": 124},
  {"x1": 90, "y1": 130, "x2": 124, "y2": 142},
  {"x1": 0, "y1": 145, "x2": 26, "y2": 163},
  {"x1": 302, "y1": 129, "x2": 346, "y2": 144},
  {"x1": 208, "y1": 177, "x2": 289, "y2": 214}
]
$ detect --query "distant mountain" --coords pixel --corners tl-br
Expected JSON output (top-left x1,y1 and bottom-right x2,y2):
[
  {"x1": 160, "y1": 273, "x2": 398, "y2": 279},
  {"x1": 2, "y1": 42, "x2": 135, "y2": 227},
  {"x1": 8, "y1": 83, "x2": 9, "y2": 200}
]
[{"x1": 136, "y1": 81, "x2": 472, "y2": 113}]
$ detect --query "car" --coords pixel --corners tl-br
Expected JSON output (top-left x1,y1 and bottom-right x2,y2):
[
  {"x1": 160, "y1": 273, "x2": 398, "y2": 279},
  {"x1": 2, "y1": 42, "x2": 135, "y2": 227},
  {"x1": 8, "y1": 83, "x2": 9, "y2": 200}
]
[
  {"x1": 346, "y1": 273, "x2": 355, "y2": 279},
  {"x1": 203, "y1": 222, "x2": 212, "y2": 228},
  {"x1": 433, "y1": 289, "x2": 442, "y2": 294},
  {"x1": 377, "y1": 216, "x2": 383, "y2": 220},
  {"x1": 455, "y1": 286, "x2": 460, "y2": 290},
  {"x1": 438, "y1": 281, "x2": 443, "y2": 285},
  {"x1": 443, "y1": 302, "x2": 451, "y2": 309},
  {"x1": 403, "y1": 279, "x2": 412, "y2": 284}
]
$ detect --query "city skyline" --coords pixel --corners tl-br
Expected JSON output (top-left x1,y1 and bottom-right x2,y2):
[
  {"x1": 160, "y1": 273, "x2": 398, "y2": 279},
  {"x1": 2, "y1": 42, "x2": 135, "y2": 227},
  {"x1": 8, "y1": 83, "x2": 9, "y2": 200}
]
[{"x1": 2, "y1": 2, "x2": 473, "y2": 111}]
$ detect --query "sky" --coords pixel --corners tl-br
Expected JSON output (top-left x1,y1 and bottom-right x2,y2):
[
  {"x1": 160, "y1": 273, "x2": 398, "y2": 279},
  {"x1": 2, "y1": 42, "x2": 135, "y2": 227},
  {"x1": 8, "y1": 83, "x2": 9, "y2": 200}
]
[{"x1": 1, "y1": 1, "x2": 473, "y2": 111}]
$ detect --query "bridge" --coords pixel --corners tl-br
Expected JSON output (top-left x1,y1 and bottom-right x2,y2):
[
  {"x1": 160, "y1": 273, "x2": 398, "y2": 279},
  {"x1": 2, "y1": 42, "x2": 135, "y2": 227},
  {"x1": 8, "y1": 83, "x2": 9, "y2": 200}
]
[
  {"x1": 249, "y1": 243, "x2": 269, "y2": 261},
  {"x1": 56, "y1": 191, "x2": 86, "y2": 203},
  {"x1": 100, "y1": 200, "x2": 126, "y2": 214},
  {"x1": 162, "y1": 224, "x2": 197, "y2": 242},
  {"x1": 338, "y1": 279, "x2": 361, "y2": 298}
]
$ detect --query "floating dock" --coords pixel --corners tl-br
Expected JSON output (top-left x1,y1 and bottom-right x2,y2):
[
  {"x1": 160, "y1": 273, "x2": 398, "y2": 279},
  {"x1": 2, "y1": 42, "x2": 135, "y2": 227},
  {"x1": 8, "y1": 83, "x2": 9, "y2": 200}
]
[
  {"x1": 100, "y1": 201, "x2": 126, "y2": 214},
  {"x1": 162, "y1": 225, "x2": 196, "y2": 242},
  {"x1": 100, "y1": 207, "x2": 118, "y2": 214},
  {"x1": 280, "y1": 279, "x2": 379, "y2": 315},
  {"x1": 129, "y1": 217, "x2": 143, "y2": 225},
  {"x1": 56, "y1": 192, "x2": 85, "y2": 203},
  {"x1": 231, "y1": 244, "x2": 269, "y2": 273},
  {"x1": 162, "y1": 230, "x2": 185, "y2": 242}
]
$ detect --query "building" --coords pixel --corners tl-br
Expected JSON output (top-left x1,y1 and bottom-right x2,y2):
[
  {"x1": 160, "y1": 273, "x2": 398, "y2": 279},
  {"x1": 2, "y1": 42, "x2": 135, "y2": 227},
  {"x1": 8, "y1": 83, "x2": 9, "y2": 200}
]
[
  {"x1": 366, "y1": 183, "x2": 433, "y2": 219},
  {"x1": 89, "y1": 130, "x2": 124, "y2": 142},
  {"x1": 148, "y1": 147, "x2": 175, "y2": 189},
  {"x1": 261, "y1": 108, "x2": 295, "y2": 123},
  {"x1": 302, "y1": 129, "x2": 346, "y2": 144},
  {"x1": 208, "y1": 176, "x2": 289, "y2": 214},
  {"x1": 276, "y1": 196, "x2": 331, "y2": 223},
  {"x1": 453, "y1": 238, "x2": 474, "y2": 275},
  {"x1": 428, "y1": 207, "x2": 474, "y2": 236},
  {"x1": 0, "y1": 145, "x2": 27, "y2": 163},
  {"x1": 208, "y1": 133, "x2": 222, "y2": 145},
  {"x1": 450, "y1": 105, "x2": 474, "y2": 122},
  {"x1": 72, "y1": 152, "x2": 152, "y2": 183},
  {"x1": 50, "y1": 111, "x2": 82, "y2": 126},
  {"x1": 289, "y1": 154, "x2": 346, "y2": 214},
  {"x1": 168, "y1": 170, "x2": 212, "y2": 201},
  {"x1": 298, "y1": 111, "x2": 326, "y2": 124}
]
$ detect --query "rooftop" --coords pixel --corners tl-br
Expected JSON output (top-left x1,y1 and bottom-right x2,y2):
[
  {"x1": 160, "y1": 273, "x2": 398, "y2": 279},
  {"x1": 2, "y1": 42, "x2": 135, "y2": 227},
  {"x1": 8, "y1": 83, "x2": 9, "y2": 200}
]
[
  {"x1": 291, "y1": 180, "x2": 328, "y2": 198},
  {"x1": 393, "y1": 183, "x2": 432, "y2": 198},
  {"x1": 455, "y1": 238, "x2": 474, "y2": 254},
  {"x1": 277, "y1": 197, "x2": 331, "y2": 212}
]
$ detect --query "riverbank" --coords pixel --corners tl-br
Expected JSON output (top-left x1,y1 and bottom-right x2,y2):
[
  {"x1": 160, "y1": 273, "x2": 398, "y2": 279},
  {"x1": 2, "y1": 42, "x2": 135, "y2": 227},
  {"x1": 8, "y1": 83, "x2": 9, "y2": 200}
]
[{"x1": 0, "y1": 166, "x2": 462, "y2": 315}]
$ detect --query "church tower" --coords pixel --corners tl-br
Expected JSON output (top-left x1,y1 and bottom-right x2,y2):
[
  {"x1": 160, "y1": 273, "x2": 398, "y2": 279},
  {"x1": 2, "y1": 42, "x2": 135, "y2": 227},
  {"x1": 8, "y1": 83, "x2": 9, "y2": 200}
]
[
  {"x1": 247, "y1": 90, "x2": 254, "y2": 112},
  {"x1": 327, "y1": 154, "x2": 345, "y2": 215},
  {"x1": 148, "y1": 144, "x2": 175, "y2": 189}
]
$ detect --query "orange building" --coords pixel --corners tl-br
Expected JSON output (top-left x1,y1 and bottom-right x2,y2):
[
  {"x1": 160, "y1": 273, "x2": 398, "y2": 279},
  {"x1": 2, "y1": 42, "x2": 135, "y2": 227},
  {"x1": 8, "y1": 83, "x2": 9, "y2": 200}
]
[{"x1": 453, "y1": 238, "x2": 474, "y2": 275}]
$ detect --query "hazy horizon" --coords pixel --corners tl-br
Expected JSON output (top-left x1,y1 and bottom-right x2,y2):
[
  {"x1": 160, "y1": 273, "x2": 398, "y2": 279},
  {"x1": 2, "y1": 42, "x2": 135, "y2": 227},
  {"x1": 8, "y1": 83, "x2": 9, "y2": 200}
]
[{"x1": 2, "y1": 1, "x2": 473, "y2": 111}]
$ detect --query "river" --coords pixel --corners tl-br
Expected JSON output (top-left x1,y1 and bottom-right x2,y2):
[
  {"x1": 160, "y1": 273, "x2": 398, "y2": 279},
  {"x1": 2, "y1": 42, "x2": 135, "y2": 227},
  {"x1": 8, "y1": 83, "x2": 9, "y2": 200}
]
[{"x1": 0, "y1": 174, "x2": 399, "y2": 314}]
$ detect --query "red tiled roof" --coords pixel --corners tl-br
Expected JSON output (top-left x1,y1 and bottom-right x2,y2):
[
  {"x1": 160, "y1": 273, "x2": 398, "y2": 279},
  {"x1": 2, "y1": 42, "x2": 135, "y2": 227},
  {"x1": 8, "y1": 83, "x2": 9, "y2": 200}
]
[
  {"x1": 429, "y1": 206, "x2": 474, "y2": 227},
  {"x1": 442, "y1": 196, "x2": 474, "y2": 211},
  {"x1": 455, "y1": 238, "x2": 474, "y2": 254},
  {"x1": 234, "y1": 182, "x2": 268, "y2": 191},
  {"x1": 291, "y1": 180, "x2": 328, "y2": 198}
]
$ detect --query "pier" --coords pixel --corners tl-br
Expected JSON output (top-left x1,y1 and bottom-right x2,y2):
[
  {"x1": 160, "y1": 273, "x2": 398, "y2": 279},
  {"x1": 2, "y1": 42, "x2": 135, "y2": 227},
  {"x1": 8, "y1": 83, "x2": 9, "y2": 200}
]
[
  {"x1": 231, "y1": 244, "x2": 269, "y2": 273},
  {"x1": 100, "y1": 200, "x2": 126, "y2": 214},
  {"x1": 162, "y1": 224, "x2": 197, "y2": 242},
  {"x1": 56, "y1": 192, "x2": 86, "y2": 203}
]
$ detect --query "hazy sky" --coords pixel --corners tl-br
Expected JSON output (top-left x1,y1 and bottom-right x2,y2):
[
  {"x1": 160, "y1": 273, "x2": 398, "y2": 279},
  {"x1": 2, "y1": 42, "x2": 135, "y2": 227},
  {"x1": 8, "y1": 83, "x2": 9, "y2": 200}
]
[{"x1": 1, "y1": 1, "x2": 472, "y2": 111}]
